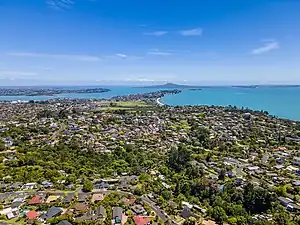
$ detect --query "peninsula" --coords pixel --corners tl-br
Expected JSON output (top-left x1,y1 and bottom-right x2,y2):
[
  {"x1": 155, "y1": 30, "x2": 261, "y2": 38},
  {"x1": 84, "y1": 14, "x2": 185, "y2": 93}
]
[{"x1": 0, "y1": 87, "x2": 111, "y2": 96}]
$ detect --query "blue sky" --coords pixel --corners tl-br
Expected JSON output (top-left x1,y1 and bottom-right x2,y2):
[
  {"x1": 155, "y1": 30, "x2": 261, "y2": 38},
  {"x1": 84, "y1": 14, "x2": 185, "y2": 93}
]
[{"x1": 0, "y1": 0, "x2": 299, "y2": 85}]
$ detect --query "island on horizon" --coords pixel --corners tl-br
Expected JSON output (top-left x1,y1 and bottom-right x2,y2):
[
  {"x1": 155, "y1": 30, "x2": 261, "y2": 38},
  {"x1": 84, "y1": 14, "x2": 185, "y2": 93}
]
[{"x1": 142, "y1": 82, "x2": 202, "y2": 90}]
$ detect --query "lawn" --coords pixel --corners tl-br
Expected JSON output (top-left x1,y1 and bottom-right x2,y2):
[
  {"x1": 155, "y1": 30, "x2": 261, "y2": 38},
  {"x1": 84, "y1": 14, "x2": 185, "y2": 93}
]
[
  {"x1": 114, "y1": 101, "x2": 149, "y2": 107},
  {"x1": 97, "y1": 101, "x2": 155, "y2": 112}
]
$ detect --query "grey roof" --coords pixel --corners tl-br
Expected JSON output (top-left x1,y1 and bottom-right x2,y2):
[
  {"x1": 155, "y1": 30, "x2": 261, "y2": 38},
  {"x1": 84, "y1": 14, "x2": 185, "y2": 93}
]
[
  {"x1": 95, "y1": 205, "x2": 106, "y2": 217},
  {"x1": 11, "y1": 201, "x2": 23, "y2": 208},
  {"x1": 57, "y1": 220, "x2": 73, "y2": 225},
  {"x1": 181, "y1": 206, "x2": 192, "y2": 219},
  {"x1": 78, "y1": 192, "x2": 91, "y2": 202},
  {"x1": 132, "y1": 205, "x2": 145, "y2": 214},
  {"x1": 42, "y1": 207, "x2": 62, "y2": 219},
  {"x1": 278, "y1": 197, "x2": 294, "y2": 205},
  {"x1": 112, "y1": 207, "x2": 123, "y2": 219}
]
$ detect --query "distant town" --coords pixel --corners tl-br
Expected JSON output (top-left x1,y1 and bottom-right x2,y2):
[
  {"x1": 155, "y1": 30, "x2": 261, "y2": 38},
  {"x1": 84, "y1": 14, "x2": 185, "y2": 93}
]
[
  {"x1": 0, "y1": 90, "x2": 300, "y2": 225},
  {"x1": 0, "y1": 87, "x2": 111, "y2": 96}
]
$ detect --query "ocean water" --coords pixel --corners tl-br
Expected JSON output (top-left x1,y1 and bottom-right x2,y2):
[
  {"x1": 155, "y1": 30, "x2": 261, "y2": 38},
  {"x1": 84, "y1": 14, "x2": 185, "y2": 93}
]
[
  {"x1": 0, "y1": 86, "x2": 300, "y2": 121},
  {"x1": 161, "y1": 87, "x2": 300, "y2": 121}
]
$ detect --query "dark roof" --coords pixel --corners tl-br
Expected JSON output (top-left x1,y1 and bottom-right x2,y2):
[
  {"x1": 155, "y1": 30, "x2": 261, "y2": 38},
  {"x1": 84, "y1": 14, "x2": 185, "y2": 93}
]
[
  {"x1": 42, "y1": 207, "x2": 62, "y2": 219},
  {"x1": 57, "y1": 220, "x2": 73, "y2": 225},
  {"x1": 94, "y1": 181, "x2": 109, "y2": 189},
  {"x1": 113, "y1": 207, "x2": 123, "y2": 219},
  {"x1": 181, "y1": 206, "x2": 192, "y2": 219}
]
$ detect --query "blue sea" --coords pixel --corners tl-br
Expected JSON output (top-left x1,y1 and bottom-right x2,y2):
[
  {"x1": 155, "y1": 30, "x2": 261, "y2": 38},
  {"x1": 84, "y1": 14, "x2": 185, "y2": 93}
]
[
  {"x1": 0, "y1": 86, "x2": 299, "y2": 121},
  {"x1": 162, "y1": 86, "x2": 300, "y2": 121}
]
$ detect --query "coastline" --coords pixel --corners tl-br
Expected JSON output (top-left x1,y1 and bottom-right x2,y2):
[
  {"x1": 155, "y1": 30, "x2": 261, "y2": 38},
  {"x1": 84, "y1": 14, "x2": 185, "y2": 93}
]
[{"x1": 156, "y1": 98, "x2": 165, "y2": 106}]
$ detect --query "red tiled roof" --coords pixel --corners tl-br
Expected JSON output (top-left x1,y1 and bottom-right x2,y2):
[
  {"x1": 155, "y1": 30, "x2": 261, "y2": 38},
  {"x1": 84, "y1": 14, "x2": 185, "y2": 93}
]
[
  {"x1": 28, "y1": 196, "x2": 42, "y2": 205},
  {"x1": 26, "y1": 210, "x2": 40, "y2": 220},
  {"x1": 121, "y1": 197, "x2": 136, "y2": 205},
  {"x1": 133, "y1": 216, "x2": 151, "y2": 225}
]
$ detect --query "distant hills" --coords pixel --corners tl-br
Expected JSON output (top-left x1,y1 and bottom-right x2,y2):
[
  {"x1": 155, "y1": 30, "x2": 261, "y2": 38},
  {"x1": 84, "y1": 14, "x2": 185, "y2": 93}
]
[{"x1": 143, "y1": 82, "x2": 202, "y2": 89}]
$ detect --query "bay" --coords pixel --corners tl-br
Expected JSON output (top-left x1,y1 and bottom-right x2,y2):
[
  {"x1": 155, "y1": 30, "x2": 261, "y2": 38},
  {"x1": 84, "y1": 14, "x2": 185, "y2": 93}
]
[{"x1": 161, "y1": 86, "x2": 300, "y2": 121}]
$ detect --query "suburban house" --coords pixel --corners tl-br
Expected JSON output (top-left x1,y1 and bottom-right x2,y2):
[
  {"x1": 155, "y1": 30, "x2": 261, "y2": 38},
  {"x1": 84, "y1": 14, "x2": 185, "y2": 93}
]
[
  {"x1": 91, "y1": 193, "x2": 104, "y2": 203},
  {"x1": 62, "y1": 193, "x2": 74, "y2": 203},
  {"x1": 1, "y1": 208, "x2": 19, "y2": 220},
  {"x1": 58, "y1": 220, "x2": 73, "y2": 225},
  {"x1": 28, "y1": 196, "x2": 42, "y2": 205},
  {"x1": 46, "y1": 195, "x2": 61, "y2": 203},
  {"x1": 121, "y1": 197, "x2": 136, "y2": 206},
  {"x1": 78, "y1": 192, "x2": 91, "y2": 202},
  {"x1": 26, "y1": 210, "x2": 40, "y2": 221},
  {"x1": 112, "y1": 207, "x2": 123, "y2": 225},
  {"x1": 132, "y1": 205, "x2": 146, "y2": 215},
  {"x1": 23, "y1": 183, "x2": 37, "y2": 190},
  {"x1": 278, "y1": 197, "x2": 294, "y2": 207},
  {"x1": 73, "y1": 203, "x2": 89, "y2": 212},
  {"x1": 133, "y1": 216, "x2": 151, "y2": 225},
  {"x1": 181, "y1": 206, "x2": 192, "y2": 219},
  {"x1": 95, "y1": 206, "x2": 106, "y2": 220},
  {"x1": 41, "y1": 206, "x2": 63, "y2": 220}
]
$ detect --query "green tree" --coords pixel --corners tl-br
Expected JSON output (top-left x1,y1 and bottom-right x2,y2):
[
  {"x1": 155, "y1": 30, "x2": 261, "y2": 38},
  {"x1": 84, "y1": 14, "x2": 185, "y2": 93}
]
[
  {"x1": 184, "y1": 217, "x2": 196, "y2": 225},
  {"x1": 161, "y1": 190, "x2": 172, "y2": 201},
  {"x1": 274, "y1": 210, "x2": 294, "y2": 225},
  {"x1": 218, "y1": 169, "x2": 226, "y2": 181},
  {"x1": 243, "y1": 183, "x2": 274, "y2": 214},
  {"x1": 167, "y1": 145, "x2": 191, "y2": 172},
  {"x1": 275, "y1": 184, "x2": 289, "y2": 197},
  {"x1": 0, "y1": 140, "x2": 5, "y2": 151},
  {"x1": 186, "y1": 164, "x2": 204, "y2": 179},
  {"x1": 82, "y1": 179, "x2": 93, "y2": 192},
  {"x1": 211, "y1": 206, "x2": 228, "y2": 225}
]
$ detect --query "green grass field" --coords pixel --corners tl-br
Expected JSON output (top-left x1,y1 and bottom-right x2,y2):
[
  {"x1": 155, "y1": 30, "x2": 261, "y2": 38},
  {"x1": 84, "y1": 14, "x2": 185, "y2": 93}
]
[
  {"x1": 98, "y1": 101, "x2": 155, "y2": 111},
  {"x1": 114, "y1": 101, "x2": 149, "y2": 107}
]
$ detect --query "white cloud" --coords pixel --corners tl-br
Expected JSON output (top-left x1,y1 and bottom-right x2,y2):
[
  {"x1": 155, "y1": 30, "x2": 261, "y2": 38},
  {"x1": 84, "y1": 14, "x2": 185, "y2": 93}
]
[
  {"x1": 124, "y1": 77, "x2": 156, "y2": 82},
  {"x1": 0, "y1": 70, "x2": 37, "y2": 77},
  {"x1": 147, "y1": 50, "x2": 173, "y2": 56},
  {"x1": 251, "y1": 41, "x2": 279, "y2": 55},
  {"x1": 115, "y1": 53, "x2": 127, "y2": 58},
  {"x1": 46, "y1": 0, "x2": 74, "y2": 10},
  {"x1": 179, "y1": 28, "x2": 203, "y2": 36},
  {"x1": 8, "y1": 52, "x2": 101, "y2": 61},
  {"x1": 143, "y1": 31, "x2": 168, "y2": 37}
]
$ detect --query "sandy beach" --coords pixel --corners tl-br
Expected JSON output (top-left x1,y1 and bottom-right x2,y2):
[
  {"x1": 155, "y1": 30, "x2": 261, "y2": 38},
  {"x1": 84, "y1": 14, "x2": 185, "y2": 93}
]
[{"x1": 156, "y1": 98, "x2": 164, "y2": 106}]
